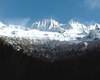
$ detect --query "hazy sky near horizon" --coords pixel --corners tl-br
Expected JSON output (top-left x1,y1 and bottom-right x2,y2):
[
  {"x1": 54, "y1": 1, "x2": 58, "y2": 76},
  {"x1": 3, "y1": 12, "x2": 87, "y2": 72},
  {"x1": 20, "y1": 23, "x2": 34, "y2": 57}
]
[{"x1": 0, "y1": 0, "x2": 100, "y2": 26}]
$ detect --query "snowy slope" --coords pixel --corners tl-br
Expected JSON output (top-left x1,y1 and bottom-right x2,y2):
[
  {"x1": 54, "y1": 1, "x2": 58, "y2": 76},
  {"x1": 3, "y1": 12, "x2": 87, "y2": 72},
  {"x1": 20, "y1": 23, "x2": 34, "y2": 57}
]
[{"x1": 0, "y1": 19, "x2": 100, "y2": 41}]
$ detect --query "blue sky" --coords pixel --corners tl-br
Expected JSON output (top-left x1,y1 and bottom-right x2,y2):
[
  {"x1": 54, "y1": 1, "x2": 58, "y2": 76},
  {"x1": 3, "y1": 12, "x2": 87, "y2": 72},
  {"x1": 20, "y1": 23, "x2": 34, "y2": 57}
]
[{"x1": 0, "y1": 0, "x2": 100, "y2": 26}]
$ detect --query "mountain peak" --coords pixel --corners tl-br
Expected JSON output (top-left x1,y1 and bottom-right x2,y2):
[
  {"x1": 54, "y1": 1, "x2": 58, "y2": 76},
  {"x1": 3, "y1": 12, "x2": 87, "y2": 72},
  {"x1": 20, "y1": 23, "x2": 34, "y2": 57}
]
[
  {"x1": 69, "y1": 19, "x2": 76, "y2": 23},
  {"x1": 42, "y1": 19, "x2": 59, "y2": 26},
  {"x1": 44, "y1": 19, "x2": 55, "y2": 21},
  {"x1": 31, "y1": 19, "x2": 88, "y2": 33},
  {"x1": 31, "y1": 19, "x2": 60, "y2": 31},
  {"x1": 0, "y1": 22, "x2": 6, "y2": 29},
  {"x1": 0, "y1": 22, "x2": 6, "y2": 26},
  {"x1": 68, "y1": 20, "x2": 82, "y2": 25},
  {"x1": 94, "y1": 23, "x2": 100, "y2": 30}
]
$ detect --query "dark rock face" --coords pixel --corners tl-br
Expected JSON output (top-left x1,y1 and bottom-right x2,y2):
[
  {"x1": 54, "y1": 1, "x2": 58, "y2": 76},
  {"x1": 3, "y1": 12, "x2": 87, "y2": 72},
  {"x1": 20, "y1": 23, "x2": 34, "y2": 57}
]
[{"x1": 0, "y1": 39, "x2": 100, "y2": 80}]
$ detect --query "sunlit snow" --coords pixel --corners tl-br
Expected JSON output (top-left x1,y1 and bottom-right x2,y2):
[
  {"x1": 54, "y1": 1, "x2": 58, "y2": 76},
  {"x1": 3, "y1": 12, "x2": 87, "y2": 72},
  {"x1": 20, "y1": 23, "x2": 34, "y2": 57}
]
[{"x1": 0, "y1": 19, "x2": 100, "y2": 41}]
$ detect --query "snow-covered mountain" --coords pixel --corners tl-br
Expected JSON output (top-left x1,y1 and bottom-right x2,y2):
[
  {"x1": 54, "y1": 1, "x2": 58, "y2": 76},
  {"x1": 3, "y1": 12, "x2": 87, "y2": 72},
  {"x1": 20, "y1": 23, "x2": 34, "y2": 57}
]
[
  {"x1": 31, "y1": 19, "x2": 88, "y2": 33},
  {"x1": 0, "y1": 19, "x2": 100, "y2": 41},
  {"x1": 88, "y1": 23, "x2": 100, "y2": 31},
  {"x1": 31, "y1": 19, "x2": 64, "y2": 32}
]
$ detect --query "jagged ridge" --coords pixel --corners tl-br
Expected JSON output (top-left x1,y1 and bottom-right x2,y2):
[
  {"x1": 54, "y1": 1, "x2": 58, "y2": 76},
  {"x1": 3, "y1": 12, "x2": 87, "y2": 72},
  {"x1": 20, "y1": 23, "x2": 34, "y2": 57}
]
[{"x1": 0, "y1": 19, "x2": 100, "y2": 41}]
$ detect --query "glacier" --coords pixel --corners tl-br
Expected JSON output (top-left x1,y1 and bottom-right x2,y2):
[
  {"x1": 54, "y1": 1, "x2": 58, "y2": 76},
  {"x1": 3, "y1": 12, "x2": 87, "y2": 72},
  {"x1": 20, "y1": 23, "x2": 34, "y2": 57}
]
[{"x1": 0, "y1": 19, "x2": 100, "y2": 41}]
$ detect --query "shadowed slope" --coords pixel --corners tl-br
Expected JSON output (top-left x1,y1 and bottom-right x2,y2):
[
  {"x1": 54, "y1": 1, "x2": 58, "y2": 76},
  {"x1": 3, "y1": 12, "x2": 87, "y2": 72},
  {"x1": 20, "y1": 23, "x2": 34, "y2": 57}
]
[{"x1": 0, "y1": 38, "x2": 100, "y2": 80}]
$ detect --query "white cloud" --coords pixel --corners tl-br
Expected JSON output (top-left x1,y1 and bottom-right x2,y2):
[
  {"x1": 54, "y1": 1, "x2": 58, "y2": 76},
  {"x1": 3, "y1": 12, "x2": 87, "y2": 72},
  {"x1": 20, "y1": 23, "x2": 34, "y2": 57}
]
[
  {"x1": 6, "y1": 17, "x2": 30, "y2": 27},
  {"x1": 72, "y1": 18, "x2": 96, "y2": 26},
  {"x1": 84, "y1": 0, "x2": 100, "y2": 9},
  {"x1": 84, "y1": 21, "x2": 96, "y2": 26}
]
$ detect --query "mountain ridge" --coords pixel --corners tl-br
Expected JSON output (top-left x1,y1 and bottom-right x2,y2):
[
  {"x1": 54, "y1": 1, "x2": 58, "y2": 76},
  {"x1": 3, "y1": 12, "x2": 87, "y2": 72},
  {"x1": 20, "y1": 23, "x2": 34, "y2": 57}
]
[{"x1": 0, "y1": 19, "x2": 100, "y2": 41}]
